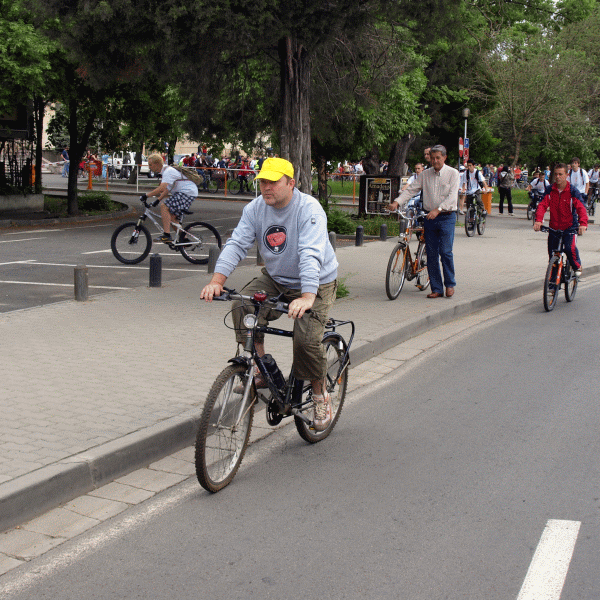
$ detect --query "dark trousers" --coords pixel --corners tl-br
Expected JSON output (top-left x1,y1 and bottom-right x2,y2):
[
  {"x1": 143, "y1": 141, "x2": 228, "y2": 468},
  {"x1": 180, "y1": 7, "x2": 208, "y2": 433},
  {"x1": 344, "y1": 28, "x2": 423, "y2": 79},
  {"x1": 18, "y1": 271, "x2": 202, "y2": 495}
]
[
  {"x1": 498, "y1": 187, "x2": 513, "y2": 213},
  {"x1": 548, "y1": 228, "x2": 581, "y2": 271},
  {"x1": 424, "y1": 212, "x2": 457, "y2": 294}
]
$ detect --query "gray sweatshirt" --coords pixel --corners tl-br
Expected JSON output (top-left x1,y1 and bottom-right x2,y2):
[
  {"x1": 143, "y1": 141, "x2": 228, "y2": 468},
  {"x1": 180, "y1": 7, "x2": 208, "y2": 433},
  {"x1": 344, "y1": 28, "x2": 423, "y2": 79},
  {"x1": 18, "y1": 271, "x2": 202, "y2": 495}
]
[{"x1": 215, "y1": 188, "x2": 338, "y2": 294}]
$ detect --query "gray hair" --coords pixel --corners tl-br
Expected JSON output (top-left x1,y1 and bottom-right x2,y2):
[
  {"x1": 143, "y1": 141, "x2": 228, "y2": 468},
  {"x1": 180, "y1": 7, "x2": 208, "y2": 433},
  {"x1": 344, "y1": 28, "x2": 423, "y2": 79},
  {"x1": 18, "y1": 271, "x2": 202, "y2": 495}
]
[{"x1": 430, "y1": 144, "x2": 447, "y2": 156}]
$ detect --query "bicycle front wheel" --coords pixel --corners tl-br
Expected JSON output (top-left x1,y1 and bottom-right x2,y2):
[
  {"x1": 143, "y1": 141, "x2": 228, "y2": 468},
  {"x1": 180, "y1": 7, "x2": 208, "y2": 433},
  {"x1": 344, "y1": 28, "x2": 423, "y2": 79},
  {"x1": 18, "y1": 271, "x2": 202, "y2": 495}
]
[
  {"x1": 111, "y1": 222, "x2": 152, "y2": 264},
  {"x1": 465, "y1": 206, "x2": 476, "y2": 237},
  {"x1": 207, "y1": 178, "x2": 219, "y2": 193},
  {"x1": 527, "y1": 204, "x2": 535, "y2": 221},
  {"x1": 227, "y1": 178, "x2": 241, "y2": 194},
  {"x1": 385, "y1": 243, "x2": 408, "y2": 300},
  {"x1": 195, "y1": 364, "x2": 255, "y2": 493},
  {"x1": 179, "y1": 222, "x2": 222, "y2": 265},
  {"x1": 415, "y1": 243, "x2": 430, "y2": 291},
  {"x1": 564, "y1": 261, "x2": 578, "y2": 302},
  {"x1": 543, "y1": 255, "x2": 561, "y2": 312},
  {"x1": 477, "y1": 210, "x2": 486, "y2": 235},
  {"x1": 295, "y1": 334, "x2": 348, "y2": 444}
]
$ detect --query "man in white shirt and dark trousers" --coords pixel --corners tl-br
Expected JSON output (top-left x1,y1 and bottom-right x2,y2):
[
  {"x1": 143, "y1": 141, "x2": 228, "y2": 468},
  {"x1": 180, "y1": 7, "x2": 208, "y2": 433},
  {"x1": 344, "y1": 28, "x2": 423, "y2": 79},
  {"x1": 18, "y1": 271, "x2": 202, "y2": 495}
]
[
  {"x1": 459, "y1": 159, "x2": 488, "y2": 215},
  {"x1": 388, "y1": 144, "x2": 460, "y2": 299},
  {"x1": 568, "y1": 157, "x2": 589, "y2": 204}
]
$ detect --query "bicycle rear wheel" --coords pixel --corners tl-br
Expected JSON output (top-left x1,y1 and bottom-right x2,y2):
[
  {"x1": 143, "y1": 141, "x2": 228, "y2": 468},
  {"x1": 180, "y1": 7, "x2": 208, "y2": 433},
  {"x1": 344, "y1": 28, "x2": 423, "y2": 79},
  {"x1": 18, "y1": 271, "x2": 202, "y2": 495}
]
[
  {"x1": 543, "y1": 255, "x2": 561, "y2": 312},
  {"x1": 527, "y1": 204, "x2": 535, "y2": 221},
  {"x1": 195, "y1": 364, "x2": 254, "y2": 493},
  {"x1": 179, "y1": 222, "x2": 222, "y2": 265},
  {"x1": 564, "y1": 261, "x2": 578, "y2": 302},
  {"x1": 465, "y1": 205, "x2": 476, "y2": 237},
  {"x1": 385, "y1": 243, "x2": 408, "y2": 300},
  {"x1": 295, "y1": 334, "x2": 348, "y2": 443},
  {"x1": 207, "y1": 178, "x2": 219, "y2": 193},
  {"x1": 415, "y1": 243, "x2": 430, "y2": 291},
  {"x1": 111, "y1": 222, "x2": 152, "y2": 264}
]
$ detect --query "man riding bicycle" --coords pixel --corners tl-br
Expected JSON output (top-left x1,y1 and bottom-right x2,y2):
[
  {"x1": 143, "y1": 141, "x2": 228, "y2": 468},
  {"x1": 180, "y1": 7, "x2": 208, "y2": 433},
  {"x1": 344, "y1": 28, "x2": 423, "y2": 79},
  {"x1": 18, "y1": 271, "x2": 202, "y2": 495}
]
[
  {"x1": 459, "y1": 159, "x2": 488, "y2": 215},
  {"x1": 533, "y1": 163, "x2": 588, "y2": 277},
  {"x1": 145, "y1": 154, "x2": 199, "y2": 243},
  {"x1": 200, "y1": 157, "x2": 338, "y2": 431}
]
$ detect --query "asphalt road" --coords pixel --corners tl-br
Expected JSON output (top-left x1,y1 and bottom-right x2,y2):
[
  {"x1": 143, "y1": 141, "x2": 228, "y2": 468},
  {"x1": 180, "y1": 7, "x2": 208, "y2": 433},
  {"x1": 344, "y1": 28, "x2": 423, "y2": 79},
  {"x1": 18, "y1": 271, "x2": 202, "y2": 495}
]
[
  {"x1": 2, "y1": 280, "x2": 598, "y2": 599},
  {"x1": 0, "y1": 198, "x2": 247, "y2": 313}
]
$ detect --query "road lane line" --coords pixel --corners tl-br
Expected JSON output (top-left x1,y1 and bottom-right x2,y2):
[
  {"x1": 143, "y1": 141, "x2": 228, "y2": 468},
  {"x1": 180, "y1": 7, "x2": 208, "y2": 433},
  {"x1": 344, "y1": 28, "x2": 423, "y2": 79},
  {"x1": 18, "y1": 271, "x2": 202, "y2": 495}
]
[
  {"x1": 517, "y1": 519, "x2": 580, "y2": 600},
  {"x1": 27, "y1": 261, "x2": 200, "y2": 272},
  {"x1": 0, "y1": 281, "x2": 128, "y2": 290},
  {"x1": 0, "y1": 260, "x2": 35, "y2": 266},
  {"x1": 0, "y1": 237, "x2": 46, "y2": 244}
]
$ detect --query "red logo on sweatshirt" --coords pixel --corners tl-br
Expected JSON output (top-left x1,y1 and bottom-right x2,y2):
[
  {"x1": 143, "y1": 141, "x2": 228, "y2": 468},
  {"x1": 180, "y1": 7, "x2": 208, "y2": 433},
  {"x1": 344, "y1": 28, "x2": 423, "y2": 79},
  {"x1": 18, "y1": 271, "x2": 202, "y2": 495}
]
[{"x1": 264, "y1": 225, "x2": 287, "y2": 254}]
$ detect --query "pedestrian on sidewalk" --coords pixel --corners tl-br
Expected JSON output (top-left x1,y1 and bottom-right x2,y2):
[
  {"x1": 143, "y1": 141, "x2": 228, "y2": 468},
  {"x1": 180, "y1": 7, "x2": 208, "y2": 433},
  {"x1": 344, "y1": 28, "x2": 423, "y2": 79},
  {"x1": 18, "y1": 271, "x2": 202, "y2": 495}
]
[
  {"x1": 388, "y1": 144, "x2": 460, "y2": 299},
  {"x1": 61, "y1": 147, "x2": 69, "y2": 177},
  {"x1": 497, "y1": 165, "x2": 514, "y2": 215},
  {"x1": 200, "y1": 157, "x2": 338, "y2": 431}
]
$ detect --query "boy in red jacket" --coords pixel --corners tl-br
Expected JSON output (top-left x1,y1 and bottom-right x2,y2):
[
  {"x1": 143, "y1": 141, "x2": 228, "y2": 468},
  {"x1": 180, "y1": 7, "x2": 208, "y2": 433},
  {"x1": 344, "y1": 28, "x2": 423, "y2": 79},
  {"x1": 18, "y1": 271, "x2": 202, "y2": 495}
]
[{"x1": 534, "y1": 163, "x2": 588, "y2": 276}]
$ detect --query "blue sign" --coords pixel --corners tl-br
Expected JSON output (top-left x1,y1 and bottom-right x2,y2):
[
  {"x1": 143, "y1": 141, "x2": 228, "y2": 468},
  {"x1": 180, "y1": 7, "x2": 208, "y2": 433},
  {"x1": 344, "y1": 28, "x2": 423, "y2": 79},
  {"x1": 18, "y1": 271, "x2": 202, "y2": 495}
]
[{"x1": 464, "y1": 138, "x2": 469, "y2": 149}]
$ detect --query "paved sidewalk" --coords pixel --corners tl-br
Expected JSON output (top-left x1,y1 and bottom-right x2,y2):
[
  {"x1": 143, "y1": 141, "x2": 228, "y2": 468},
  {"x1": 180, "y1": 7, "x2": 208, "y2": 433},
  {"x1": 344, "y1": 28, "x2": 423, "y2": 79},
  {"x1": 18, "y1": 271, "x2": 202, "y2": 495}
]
[{"x1": 1, "y1": 214, "x2": 599, "y2": 533}]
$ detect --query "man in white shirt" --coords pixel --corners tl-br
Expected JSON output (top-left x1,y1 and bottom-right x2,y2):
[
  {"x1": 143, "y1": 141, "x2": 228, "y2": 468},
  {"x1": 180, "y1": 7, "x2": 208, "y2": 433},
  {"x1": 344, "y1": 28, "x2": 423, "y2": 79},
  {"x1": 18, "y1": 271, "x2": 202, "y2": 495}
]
[
  {"x1": 145, "y1": 154, "x2": 199, "y2": 243},
  {"x1": 388, "y1": 145, "x2": 460, "y2": 299},
  {"x1": 459, "y1": 159, "x2": 488, "y2": 214},
  {"x1": 568, "y1": 157, "x2": 589, "y2": 199},
  {"x1": 587, "y1": 164, "x2": 599, "y2": 204}
]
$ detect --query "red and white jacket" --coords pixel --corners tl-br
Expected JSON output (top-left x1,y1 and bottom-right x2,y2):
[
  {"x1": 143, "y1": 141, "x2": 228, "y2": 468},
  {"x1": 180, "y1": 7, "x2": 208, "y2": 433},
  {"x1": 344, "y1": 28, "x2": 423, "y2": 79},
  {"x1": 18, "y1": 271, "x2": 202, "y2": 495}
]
[{"x1": 535, "y1": 182, "x2": 588, "y2": 230}]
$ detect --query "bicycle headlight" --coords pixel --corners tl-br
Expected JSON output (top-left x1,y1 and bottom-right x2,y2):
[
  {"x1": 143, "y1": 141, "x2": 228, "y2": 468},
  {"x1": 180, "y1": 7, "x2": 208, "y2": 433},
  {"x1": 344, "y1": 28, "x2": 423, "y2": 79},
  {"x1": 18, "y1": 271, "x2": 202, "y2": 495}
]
[{"x1": 243, "y1": 314, "x2": 258, "y2": 329}]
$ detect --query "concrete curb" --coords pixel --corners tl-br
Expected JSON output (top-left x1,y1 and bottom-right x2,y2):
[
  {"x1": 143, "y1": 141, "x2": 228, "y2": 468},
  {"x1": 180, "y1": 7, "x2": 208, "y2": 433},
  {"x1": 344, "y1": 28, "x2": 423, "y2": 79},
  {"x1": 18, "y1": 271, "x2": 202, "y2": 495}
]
[{"x1": 6, "y1": 265, "x2": 600, "y2": 531}]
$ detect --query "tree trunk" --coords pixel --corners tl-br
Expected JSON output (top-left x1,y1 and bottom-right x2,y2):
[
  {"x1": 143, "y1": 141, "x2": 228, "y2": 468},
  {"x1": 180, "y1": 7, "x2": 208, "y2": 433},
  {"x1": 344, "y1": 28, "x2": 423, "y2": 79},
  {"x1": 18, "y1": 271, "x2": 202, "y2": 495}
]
[
  {"x1": 387, "y1": 134, "x2": 415, "y2": 177},
  {"x1": 315, "y1": 153, "x2": 328, "y2": 210},
  {"x1": 278, "y1": 36, "x2": 311, "y2": 196},
  {"x1": 361, "y1": 145, "x2": 380, "y2": 176}
]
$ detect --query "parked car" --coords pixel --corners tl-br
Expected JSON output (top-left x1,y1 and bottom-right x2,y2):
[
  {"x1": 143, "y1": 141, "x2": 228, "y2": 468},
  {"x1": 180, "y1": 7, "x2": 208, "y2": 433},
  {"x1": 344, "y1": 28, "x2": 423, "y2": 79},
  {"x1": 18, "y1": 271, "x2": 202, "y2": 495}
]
[{"x1": 107, "y1": 152, "x2": 150, "y2": 176}]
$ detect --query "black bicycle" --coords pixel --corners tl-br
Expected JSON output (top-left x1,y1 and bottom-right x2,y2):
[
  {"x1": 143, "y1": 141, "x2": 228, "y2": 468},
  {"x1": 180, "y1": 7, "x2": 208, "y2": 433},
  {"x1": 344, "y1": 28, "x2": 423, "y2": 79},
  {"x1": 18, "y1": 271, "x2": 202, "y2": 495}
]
[
  {"x1": 587, "y1": 186, "x2": 598, "y2": 216},
  {"x1": 195, "y1": 288, "x2": 354, "y2": 492},
  {"x1": 464, "y1": 193, "x2": 486, "y2": 237},
  {"x1": 111, "y1": 195, "x2": 221, "y2": 265},
  {"x1": 539, "y1": 225, "x2": 578, "y2": 311},
  {"x1": 527, "y1": 191, "x2": 544, "y2": 221}
]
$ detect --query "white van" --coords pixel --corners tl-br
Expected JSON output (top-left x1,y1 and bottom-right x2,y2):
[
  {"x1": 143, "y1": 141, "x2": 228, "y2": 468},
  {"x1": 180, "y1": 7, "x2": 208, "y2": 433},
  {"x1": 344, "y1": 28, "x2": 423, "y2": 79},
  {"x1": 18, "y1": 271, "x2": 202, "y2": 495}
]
[{"x1": 108, "y1": 152, "x2": 150, "y2": 176}]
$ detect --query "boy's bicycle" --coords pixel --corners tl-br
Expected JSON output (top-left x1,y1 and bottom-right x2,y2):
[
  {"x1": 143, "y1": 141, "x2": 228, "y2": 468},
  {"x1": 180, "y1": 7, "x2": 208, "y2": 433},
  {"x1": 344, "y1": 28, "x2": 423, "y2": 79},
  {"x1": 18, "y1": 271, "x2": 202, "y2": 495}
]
[
  {"x1": 195, "y1": 288, "x2": 354, "y2": 492},
  {"x1": 464, "y1": 193, "x2": 486, "y2": 236},
  {"x1": 539, "y1": 225, "x2": 578, "y2": 311},
  {"x1": 527, "y1": 191, "x2": 544, "y2": 221},
  {"x1": 111, "y1": 195, "x2": 222, "y2": 265},
  {"x1": 385, "y1": 210, "x2": 430, "y2": 300},
  {"x1": 587, "y1": 186, "x2": 598, "y2": 216}
]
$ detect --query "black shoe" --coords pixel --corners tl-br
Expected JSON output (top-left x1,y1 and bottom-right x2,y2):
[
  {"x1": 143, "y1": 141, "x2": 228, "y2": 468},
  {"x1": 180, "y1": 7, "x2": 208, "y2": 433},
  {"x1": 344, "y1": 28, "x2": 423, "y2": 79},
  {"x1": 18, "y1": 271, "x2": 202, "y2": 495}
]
[{"x1": 156, "y1": 233, "x2": 172, "y2": 243}]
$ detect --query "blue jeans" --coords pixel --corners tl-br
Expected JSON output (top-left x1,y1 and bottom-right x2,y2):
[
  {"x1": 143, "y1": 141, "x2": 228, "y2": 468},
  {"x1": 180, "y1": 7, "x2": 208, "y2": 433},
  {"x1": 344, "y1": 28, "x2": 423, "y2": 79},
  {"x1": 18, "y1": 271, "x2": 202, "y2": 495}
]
[{"x1": 424, "y1": 212, "x2": 456, "y2": 294}]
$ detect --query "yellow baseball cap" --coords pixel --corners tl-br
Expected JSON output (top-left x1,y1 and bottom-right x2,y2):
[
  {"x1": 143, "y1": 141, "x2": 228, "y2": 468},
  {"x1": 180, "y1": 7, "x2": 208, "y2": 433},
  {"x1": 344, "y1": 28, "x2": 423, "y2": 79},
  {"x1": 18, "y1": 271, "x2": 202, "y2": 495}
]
[{"x1": 255, "y1": 157, "x2": 294, "y2": 181}]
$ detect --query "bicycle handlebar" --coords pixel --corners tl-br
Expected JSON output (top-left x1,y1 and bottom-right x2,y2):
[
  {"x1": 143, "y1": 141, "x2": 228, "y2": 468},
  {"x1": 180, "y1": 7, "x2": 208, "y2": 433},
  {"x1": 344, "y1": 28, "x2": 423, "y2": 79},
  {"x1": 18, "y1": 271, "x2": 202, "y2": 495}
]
[
  {"x1": 214, "y1": 287, "x2": 305, "y2": 314},
  {"x1": 139, "y1": 194, "x2": 160, "y2": 208}
]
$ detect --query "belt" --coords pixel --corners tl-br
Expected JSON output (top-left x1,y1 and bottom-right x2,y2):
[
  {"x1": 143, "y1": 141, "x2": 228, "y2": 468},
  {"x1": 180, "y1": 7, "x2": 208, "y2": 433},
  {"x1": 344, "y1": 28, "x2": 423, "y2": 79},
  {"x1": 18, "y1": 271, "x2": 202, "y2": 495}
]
[{"x1": 425, "y1": 210, "x2": 455, "y2": 215}]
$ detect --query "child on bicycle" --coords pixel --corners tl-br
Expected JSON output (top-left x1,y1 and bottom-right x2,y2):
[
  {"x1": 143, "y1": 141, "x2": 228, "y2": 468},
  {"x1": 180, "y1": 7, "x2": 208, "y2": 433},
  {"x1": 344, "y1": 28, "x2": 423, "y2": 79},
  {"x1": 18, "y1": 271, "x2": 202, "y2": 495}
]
[{"x1": 533, "y1": 163, "x2": 588, "y2": 277}]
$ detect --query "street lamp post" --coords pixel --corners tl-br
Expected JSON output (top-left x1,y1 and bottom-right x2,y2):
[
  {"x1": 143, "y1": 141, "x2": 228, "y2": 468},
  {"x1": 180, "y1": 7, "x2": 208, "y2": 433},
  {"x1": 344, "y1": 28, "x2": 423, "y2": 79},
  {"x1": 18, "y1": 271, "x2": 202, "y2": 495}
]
[{"x1": 462, "y1": 108, "x2": 470, "y2": 165}]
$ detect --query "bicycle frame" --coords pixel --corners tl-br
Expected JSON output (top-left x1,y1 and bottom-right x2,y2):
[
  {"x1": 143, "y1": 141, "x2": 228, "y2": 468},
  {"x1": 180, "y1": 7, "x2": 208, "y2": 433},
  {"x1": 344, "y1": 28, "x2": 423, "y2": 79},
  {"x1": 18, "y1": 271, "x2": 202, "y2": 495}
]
[
  {"x1": 135, "y1": 200, "x2": 197, "y2": 248},
  {"x1": 217, "y1": 290, "x2": 354, "y2": 428},
  {"x1": 398, "y1": 213, "x2": 426, "y2": 279}
]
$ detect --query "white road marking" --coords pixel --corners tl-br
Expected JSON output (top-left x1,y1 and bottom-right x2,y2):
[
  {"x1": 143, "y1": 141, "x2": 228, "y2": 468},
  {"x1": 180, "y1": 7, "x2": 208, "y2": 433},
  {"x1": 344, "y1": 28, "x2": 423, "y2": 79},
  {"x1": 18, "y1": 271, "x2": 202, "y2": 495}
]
[
  {"x1": 0, "y1": 237, "x2": 45, "y2": 244},
  {"x1": 517, "y1": 519, "x2": 580, "y2": 600},
  {"x1": 0, "y1": 260, "x2": 35, "y2": 266},
  {"x1": 28, "y1": 261, "x2": 200, "y2": 272},
  {"x1": 0, "y1": 281, "x2": 128, "y2": 290},
  {"x1": 4, "y1": 229, "x2": 63, "y2": 234}
]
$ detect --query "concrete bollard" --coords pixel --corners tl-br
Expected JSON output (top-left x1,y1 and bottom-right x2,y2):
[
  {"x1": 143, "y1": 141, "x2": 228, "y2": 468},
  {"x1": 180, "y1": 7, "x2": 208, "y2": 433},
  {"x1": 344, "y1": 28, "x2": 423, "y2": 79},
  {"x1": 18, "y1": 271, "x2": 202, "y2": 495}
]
[
  {"x1": 208, "y1": 246, "x2": 220, "y2": 273},
  {"x1": 149, "y1": 253, "x2": 162, "y2": 288},
  {"x1": 74, "y1": 265, "x2": 88, "y2": 301},
  {"x1": 328, "y1": 231, "x2": 337, "y2": 252},
  {"x1": 380, "y1": 223, "x2": 388, "y2": 241},
  {"x1": 355, "y1": 225, "x2": 364, "y2": 247},
  {"x1": 257, "y1": 246, "x2": 265, "y2": 266}
]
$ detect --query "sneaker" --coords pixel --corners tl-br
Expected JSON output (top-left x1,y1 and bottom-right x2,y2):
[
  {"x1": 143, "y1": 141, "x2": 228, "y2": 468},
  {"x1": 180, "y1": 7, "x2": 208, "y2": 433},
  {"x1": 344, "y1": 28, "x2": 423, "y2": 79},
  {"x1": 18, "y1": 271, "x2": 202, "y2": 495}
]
[
  {"x1": 575, "y1": 269, "x2": 582, "y2": 278},
  {"x1": 157, "y1": 233, "x2": 172, "y2": 243},
  {"x1": 482, "y1": 210, "x2": 487, "y2": 217},
  {"x1": 508, "y1": 213, "x2": 514, "y2": 216},
  {"x1": 459, "y1": 210, "x2": 465, "y2": 215},
  {"x1": 312, "y1": 393, "x2": 332, "y2": 432}
]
